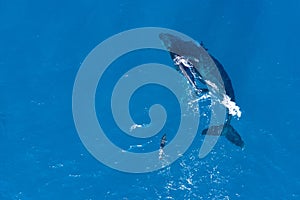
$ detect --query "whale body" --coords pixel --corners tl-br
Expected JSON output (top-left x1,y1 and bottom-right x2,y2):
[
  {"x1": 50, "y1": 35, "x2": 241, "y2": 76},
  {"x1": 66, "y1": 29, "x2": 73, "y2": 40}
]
[{"x1": 160, "y1": 33, "x2": 244, "y2": 148}]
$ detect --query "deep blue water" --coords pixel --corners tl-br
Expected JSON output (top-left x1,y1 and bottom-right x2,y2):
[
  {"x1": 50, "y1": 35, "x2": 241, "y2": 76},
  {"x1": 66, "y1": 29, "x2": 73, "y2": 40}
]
[{"x1": 1, "y1": 0, "x2": 299, "y2": 199}]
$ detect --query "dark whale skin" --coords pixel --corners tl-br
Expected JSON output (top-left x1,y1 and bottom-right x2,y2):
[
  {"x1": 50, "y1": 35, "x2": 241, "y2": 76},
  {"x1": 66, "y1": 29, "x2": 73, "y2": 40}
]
[{"x1": 159, "y1": 33, "x2": 244, "y2": 148}]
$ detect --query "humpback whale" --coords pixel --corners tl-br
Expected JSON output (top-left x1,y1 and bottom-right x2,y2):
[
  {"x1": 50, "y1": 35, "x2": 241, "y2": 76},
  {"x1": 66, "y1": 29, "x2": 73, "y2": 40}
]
[
  {"x1": 159, "y1": 134, "x2": 167, "y2": 159},
  {"x1": 159, "y1": 33, "x2": 244, "y2": 148}
]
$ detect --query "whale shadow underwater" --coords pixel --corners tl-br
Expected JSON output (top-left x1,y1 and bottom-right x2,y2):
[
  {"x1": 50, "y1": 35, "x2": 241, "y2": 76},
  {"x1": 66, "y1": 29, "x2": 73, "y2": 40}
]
[{"x1": 160, "y1": 33, "x2": 245, "y2": 149}]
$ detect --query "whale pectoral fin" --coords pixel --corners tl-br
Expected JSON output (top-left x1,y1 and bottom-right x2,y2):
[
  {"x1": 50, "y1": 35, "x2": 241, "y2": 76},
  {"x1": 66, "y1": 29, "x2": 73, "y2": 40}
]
[
  {"x1": 224, "y1": 125, "x2": 244, "y2": 148},
  {"x1": 201, "y1": 125, "x2": 224, "y2": 136},
  {"x1": 202, "y1": 125, "x2": 245, "y2": 148}
]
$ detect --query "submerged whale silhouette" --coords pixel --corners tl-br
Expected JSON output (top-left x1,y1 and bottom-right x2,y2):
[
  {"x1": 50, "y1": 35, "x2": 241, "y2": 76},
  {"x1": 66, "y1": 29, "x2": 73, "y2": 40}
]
[{"x1": 160, "y1": 33, "x2": 244, "y2": 148}]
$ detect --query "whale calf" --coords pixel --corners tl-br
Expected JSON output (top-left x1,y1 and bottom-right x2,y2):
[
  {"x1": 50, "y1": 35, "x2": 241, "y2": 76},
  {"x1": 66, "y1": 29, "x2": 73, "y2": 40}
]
[{"x1": 159, "y1": 33, "x2": 244, "y2": 148}]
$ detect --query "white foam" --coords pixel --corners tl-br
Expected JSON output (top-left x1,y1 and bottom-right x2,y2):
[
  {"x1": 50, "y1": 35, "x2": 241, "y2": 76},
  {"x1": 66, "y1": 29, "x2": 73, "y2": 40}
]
[
  {"x1": 130, "y1": 124, "x2": 143, "y2": 132},
  {"x1": 221, "y1": 94, "x2": 242, "y2": 118}
]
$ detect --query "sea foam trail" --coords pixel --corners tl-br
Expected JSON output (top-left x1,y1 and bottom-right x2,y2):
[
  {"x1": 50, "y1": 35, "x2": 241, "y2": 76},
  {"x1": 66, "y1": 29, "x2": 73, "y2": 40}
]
[{"x1": 221, "y1": 94, "x2": 242, "y2": 118}]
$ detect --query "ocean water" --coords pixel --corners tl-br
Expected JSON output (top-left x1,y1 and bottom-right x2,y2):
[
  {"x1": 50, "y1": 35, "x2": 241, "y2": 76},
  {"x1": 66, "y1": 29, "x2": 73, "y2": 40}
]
[{"x1": 0, "y1": 0, "x2": 299, "y2": 199}]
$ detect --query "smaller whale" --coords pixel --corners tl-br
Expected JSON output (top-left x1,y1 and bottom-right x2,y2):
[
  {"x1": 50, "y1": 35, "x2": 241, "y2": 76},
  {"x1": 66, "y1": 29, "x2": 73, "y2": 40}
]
[
  {"x1": 159, "y1": 134, "x2": 167, "y2": 159},
  {"x1": 160, "y1": 134, "x2": 167, "y2": 149}
]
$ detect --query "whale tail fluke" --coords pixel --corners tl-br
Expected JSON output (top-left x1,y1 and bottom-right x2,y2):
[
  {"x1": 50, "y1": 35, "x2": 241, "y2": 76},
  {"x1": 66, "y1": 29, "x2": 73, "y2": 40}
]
[{"x1": 202, "y1": 124, "x2": 244, "y2": 149}]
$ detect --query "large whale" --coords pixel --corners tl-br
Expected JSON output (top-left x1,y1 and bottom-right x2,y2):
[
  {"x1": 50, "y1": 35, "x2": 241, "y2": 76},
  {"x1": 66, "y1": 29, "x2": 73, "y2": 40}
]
[{"x1": 159, "y1": 33, "x2": 244, "y2": 148}]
